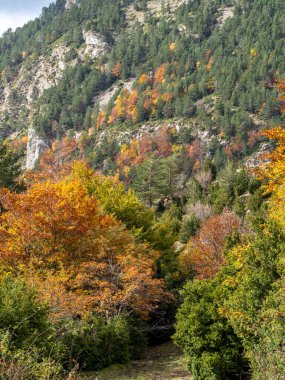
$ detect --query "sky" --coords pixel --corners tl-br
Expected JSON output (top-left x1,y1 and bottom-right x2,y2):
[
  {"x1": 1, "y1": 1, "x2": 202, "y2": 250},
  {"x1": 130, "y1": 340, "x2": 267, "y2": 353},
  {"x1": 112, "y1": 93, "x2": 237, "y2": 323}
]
[{"x1": 0, "y1": 0, "x2": 53, "y2": 35}]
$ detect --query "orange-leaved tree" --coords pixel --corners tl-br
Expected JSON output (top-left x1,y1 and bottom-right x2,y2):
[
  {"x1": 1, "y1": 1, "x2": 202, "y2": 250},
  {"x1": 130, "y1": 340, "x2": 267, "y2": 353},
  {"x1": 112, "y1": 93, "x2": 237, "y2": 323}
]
[
  {"x1": 25, "y1": 137, "x2": 78, "y2": 185},
  {"x1": 112, "y1": 61, "x2": 122, "y2": 78},
  {"x1": 180, "y1": 210, "x2": 240, "y2": 279},
  {"x1": 0, "y1": 164, "x2": 165, "y2": 320}
]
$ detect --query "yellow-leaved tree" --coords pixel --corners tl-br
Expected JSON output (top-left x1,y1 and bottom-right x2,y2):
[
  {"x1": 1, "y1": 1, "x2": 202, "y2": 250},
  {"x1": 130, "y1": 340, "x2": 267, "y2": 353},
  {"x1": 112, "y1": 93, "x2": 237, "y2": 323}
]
[
  {"x1": 256, "y1": 80, "x2": 285, "y2": 223},
  {"x1": 0, "y1": 162, "x2": 166, "y2": 320}
]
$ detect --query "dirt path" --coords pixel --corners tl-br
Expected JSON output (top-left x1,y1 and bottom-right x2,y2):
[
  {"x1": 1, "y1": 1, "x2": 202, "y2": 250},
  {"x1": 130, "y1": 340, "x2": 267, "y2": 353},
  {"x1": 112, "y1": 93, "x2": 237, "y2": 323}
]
[{"x1": 82, "y1": 342, "x2": 191, "y2": 380}]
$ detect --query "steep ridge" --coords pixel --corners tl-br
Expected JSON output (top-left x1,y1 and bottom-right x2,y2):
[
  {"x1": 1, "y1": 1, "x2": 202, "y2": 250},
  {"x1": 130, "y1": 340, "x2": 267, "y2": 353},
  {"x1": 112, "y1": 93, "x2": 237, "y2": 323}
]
[{"x1": 0, "y1": 0, "x2": 283, "y2": 173}]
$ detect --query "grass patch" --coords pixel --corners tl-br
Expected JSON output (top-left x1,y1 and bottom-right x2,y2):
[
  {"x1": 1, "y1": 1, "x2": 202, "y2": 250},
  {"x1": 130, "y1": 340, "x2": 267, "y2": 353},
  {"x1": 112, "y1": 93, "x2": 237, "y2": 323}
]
[{"x1": 81, "y1": 342, "x2": 191, "y2": 380}]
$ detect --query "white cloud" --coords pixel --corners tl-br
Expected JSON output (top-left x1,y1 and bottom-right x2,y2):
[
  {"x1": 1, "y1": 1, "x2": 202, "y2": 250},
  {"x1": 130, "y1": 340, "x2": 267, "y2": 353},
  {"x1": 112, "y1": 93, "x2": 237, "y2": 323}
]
[{"x1": 0, "y1": 11, "x2": 39, "y2": 35}]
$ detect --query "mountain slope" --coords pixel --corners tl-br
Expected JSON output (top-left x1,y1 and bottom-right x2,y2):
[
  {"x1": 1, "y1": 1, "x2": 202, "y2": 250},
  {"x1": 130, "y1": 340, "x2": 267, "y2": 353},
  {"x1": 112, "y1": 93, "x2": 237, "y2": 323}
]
[
  {"x1": 0, "y1": 0, "x2": 284, "y2": 174},
  {"x1": 0, "y1": 2, "x2": 285, "y2": 379}
]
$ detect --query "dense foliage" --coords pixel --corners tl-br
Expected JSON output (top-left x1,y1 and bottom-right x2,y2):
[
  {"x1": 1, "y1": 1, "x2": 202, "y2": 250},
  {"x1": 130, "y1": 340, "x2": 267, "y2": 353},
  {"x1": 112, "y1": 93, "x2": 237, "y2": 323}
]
[
  {"x1": 0, "y1": 0, "x2": 127, "y2": 70},
  {"x1": 174, "y1": 122, "x2": 285, "y2": 379},
  {"x1": 0, "y1": 0, "x2": 285, "y2": 379},
  {"x1": 2, "y1": 0, "x2": 284, "y2": 151},
  {"x1": 0, "y1": 162, "x2": 167, "y2": 320}
]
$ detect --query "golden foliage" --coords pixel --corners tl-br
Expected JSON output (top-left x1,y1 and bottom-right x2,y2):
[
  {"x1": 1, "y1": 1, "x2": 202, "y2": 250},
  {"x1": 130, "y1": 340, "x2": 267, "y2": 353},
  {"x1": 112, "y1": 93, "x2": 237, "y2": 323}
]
[
  {"x1": 138, "y1": 74, "x2": 151, "y2": 85},
  {"x1": 250, "y1": 48, "x2": 257, "y2": 58},
  {"x1": 258, "y1": 127, "x2": 285, "y2": 193},
  {"x1": 256, "y1": 81, "x2": 285, "y2": 225},
  {"x1": 97, "y1": 111, "x2": 106, "y2": 128},
  {"x1": 0, "y1": 163, "x2": 166, "y2": 320}
]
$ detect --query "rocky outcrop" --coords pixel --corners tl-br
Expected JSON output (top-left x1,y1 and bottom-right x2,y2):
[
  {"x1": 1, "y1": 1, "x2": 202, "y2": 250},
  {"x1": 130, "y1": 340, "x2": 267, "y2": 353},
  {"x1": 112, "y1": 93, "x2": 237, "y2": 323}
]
[
  {"x1": 126, "y1": 0, "x2": 186, "y2": 26},
  {"x1": 0, "y1": 29, "x2": 109, "y2": 135},
  {"x1": 245, "y1": 142, "x2": 271, "y2": 169},
  {"x1": 0, "y1": 43, "x2": 73, "y2": 134},
  {"x1": 96, "y1": 119, "x2": 195, "y2": 148},
  {"x1": 26, "y1": 127, "x2": 48, "y2": 170},
  {"x1": 65, "y1": 0, "x2": 77, "y2": 10},
  {"x1": 80, "y1": 31, "x2": 110, "y2": 59},
  {"x1": 217, "y1": 7, "x2": 234, "y2": 27},
  {"x1": 96, "y1": 78, "x2": 135, "y2": 108}
]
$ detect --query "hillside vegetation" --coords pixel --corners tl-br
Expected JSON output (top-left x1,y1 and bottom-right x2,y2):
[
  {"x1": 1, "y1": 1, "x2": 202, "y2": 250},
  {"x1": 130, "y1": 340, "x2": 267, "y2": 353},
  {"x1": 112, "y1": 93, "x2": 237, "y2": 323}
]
[{"x1": 0, "y1": 1, "x2": 284, "y2": 379}]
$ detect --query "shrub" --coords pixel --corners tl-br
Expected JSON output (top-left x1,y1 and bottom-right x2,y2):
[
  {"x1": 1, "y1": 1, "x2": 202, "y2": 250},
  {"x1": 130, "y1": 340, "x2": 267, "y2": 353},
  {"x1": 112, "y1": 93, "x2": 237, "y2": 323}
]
[
  {"x1": 63, "y1": 315, "x2": 147, "y2": 371},
  {"x1": 174, "y1": 279, "x2": 248, "y2": 380},
  {"x1": 0, "y1": 331, "x2": 64, "y2": 380},
  {"x1": 0, "y1": 277, "x2": 69, "y2": 379},
  {"x1": 180, "y1": 215, "x2": 201, "y2": 243},
  {"x1": 0, "y1": 276, "x2": 50, "y2": 349}
]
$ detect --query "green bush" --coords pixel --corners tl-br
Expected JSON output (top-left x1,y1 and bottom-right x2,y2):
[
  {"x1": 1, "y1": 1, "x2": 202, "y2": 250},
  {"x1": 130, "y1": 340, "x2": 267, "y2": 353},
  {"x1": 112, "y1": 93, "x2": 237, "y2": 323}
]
[
  {"x1": 0, "y1": 331, "x2": 64, "y2": 380},
  {"x1": 191, "y1": 352, "x2": 224, "y2": 380},
  {"x1": 0, "y1": 277, "x2": 68, "y2": 379},
  {"x1": 63, "y1": 315, "x2": 147, "y2": 371},
  {"x1": 0, "y1": 276, "x2": 50, "y2": 349},
  {"x1": 251, "y1": 283, "x2": 285, "y2": 380},
  {"x1": 174, "y1": 279, "x2": 248, "y2": 380},
  {"x1": 221, "y1": 224, "x2": 285, "y2": 380}
]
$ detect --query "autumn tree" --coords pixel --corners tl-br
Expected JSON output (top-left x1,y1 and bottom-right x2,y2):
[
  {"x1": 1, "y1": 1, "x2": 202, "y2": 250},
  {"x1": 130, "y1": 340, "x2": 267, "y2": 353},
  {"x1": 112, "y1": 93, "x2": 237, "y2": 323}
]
[
  {"x1": 137, "y1": 132, "x2": 153, "y2": 160},
  {"x1": 116, "y1": 127, "x2": 174, "y2": 180},
  {"x1": 0, "y1": 163, "x2": 166, "y2": 320},
  {"x1": 180, "y1": 210, "x2": 240, "y2": 279},
  {"x1": 258, "y1": 127, "x2": 285, "y2": 193},
  {"x1": 255, "y1": 124, "x2": 285, "y2": 230},
  {"x1": 189, "y1": 138, "x2": 202, "y2": 172},
  {"x1": 117, "y1": 141, "x2": 139, "y2": 169},
  {"x1": 97, "y1": 111, "x2": 106, "y2": 128},
  {"x1": 154, "y1": 127, "x2": 172, "y2": 157},
  {"x1": 112, "y1": 61, "x2": 122, "y2": 78},
  {"x1": 74, "y1": 162, "x2": 154, "y2": 238},
  {"x1": 256, "y1": 83, "x2": 285, "y2": 223},
  {"x1": 247, "y1": 130, "x2": 260, "y2": 149},
  {"x1": 137, "y1": 73, "x2": 152, "y2": 88},
  {"x1": 155, "y1": 63, "x2": 167, "y2": 84}
]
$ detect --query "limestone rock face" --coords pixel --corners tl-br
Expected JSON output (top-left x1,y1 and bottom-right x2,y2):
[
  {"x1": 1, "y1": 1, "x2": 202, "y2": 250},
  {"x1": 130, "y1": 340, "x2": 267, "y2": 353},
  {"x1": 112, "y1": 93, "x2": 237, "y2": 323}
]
[
  {"x1": 65, "y1": 0, "x2": 77, "y2": 10},
  {"x1": 217, "y1": 6, "x2": 234, "y2": 27},
  {"x1": 0, "y1": 43, "x2": 72, "y2": 134},
  {"x1": 26, "y1": 127, "x2": 48, "y2": 170},
  {"x1": 81, "y1": 31, "x2": 110, "y2": 59}
]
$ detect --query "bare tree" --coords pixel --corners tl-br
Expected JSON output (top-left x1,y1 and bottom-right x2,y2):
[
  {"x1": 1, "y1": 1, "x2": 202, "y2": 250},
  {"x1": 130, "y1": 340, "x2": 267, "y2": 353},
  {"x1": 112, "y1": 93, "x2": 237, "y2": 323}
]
[
  {"x1": 186, "y1": 201, "x2": 212, "y2": 221},
  {"x1": 195, "y1": 170, "x2": 212, "y2": 190}
]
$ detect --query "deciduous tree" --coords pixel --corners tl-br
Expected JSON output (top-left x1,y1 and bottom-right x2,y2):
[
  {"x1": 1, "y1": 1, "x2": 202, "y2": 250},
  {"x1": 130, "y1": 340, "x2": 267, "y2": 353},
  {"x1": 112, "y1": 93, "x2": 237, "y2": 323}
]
[
  {"x1": 181, "y1": 210, "x2": 240, "y2": 279},
  {"x1": 0, "y1": 165, "x2": 166, "y2": 320}
]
